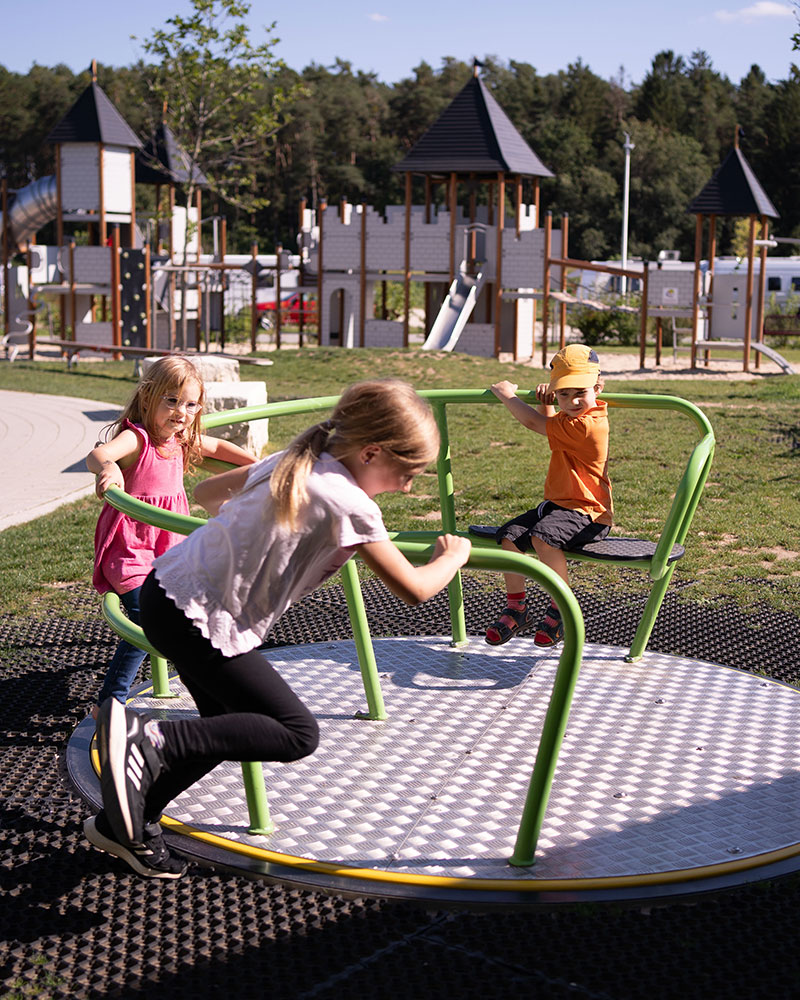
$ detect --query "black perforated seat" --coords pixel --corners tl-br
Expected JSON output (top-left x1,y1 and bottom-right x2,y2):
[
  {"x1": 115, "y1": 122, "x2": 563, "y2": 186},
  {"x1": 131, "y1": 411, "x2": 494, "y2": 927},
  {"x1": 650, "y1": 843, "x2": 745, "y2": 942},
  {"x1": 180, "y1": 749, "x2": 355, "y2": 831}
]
[{"x1": 467, "y1": 526, "x2": 685, "y2": 565}]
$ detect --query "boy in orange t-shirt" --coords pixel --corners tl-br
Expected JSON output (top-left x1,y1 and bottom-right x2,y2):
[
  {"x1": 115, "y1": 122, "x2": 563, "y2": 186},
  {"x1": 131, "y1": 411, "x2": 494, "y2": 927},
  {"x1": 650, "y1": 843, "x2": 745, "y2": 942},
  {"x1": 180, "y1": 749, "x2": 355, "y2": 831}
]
[{"x1": 486, "y1": 345, "x2": 612, "y2": 647}]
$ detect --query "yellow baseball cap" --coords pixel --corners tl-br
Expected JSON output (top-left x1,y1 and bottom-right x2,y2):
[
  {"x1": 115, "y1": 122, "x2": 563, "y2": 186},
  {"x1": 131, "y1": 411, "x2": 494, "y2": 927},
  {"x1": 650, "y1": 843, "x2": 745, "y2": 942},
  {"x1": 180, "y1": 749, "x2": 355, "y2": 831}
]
[{"x1": 549, "y1": 345, "x2": 601, "y2": 390}]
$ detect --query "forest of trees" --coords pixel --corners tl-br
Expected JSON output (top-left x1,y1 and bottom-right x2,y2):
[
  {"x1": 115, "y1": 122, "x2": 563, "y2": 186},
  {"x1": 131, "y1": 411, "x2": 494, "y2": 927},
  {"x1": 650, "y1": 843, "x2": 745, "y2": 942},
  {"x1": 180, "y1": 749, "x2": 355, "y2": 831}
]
[{"x1": 1, "y1": 43, "x2": 799, "y2": 262}]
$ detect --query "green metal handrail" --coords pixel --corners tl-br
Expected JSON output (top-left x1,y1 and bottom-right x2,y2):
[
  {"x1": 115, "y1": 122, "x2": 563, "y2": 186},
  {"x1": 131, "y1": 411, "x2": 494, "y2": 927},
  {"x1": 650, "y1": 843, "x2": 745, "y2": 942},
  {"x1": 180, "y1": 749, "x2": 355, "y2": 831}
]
[
  {"x1": 97, "y1": 387, "x2": 713, "y2": 864},
  {"x1": 100, "y1": 482, "x2": 582, "y2": 865}
]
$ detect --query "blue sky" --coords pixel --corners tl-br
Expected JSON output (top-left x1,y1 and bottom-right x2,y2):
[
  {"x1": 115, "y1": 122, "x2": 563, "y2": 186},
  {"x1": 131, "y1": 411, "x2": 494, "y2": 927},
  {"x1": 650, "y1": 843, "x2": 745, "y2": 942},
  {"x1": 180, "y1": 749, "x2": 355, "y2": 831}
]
[{"x1": 0, "y1": 0, "x2": 795, "y2": 85}]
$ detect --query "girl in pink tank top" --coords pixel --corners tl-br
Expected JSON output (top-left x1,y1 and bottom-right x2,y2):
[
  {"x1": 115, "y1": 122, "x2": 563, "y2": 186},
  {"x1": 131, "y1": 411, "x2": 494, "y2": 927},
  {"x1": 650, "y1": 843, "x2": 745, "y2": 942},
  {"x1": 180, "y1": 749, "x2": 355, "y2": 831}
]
[{"x1": 87, "y1": 357, "x2": 256, "y2": 712}]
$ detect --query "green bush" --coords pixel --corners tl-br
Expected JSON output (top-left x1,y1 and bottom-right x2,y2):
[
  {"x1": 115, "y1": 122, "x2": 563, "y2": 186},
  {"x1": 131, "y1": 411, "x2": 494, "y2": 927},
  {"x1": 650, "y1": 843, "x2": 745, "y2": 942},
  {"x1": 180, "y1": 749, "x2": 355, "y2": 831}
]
[{"x1": 570, "y1": 306, "x2": 640, "y2": 346}]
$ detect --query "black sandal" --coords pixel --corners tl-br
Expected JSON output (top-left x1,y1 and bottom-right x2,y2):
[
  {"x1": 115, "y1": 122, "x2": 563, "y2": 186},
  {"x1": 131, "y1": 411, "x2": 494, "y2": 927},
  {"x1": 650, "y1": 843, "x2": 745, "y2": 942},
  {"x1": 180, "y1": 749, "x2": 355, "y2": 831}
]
[
  {"x1": 534, "y1": 608, "x2": 564, "y2": 647},
  {"x1": 485, "y1": 605, "x2": 535, "y2": 646}
]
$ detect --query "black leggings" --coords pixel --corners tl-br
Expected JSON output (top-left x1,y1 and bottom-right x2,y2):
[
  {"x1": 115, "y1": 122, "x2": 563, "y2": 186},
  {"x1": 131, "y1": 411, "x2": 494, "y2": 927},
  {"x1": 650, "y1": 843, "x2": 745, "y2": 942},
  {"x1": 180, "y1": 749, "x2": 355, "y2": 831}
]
[{"x1": 138, "y1": 571, "x2": 319, "y2": 821}]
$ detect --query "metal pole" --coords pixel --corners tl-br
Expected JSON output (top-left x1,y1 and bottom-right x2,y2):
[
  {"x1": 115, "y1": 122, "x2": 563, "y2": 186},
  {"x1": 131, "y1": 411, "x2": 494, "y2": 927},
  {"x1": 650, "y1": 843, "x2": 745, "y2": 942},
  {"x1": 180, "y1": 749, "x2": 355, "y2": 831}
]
[{"x1": 621, "y1": 132, "x2": 634, "y2": 297}]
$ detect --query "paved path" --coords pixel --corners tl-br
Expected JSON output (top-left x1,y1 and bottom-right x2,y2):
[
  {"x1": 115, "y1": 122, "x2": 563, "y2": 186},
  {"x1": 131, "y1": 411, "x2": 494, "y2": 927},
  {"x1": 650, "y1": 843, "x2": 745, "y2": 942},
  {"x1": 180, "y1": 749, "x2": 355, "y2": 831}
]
[{"x1": 0, "y1": 390, "x2": 120, "y2": 532}]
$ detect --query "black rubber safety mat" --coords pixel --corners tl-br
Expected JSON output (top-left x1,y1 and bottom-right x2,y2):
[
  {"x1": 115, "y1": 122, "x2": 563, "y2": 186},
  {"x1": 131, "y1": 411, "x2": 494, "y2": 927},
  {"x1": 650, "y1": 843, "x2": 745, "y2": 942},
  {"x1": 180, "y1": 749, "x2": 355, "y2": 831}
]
[{"x1": 3, "y1": 574, "x2": 800, "y2": 999}]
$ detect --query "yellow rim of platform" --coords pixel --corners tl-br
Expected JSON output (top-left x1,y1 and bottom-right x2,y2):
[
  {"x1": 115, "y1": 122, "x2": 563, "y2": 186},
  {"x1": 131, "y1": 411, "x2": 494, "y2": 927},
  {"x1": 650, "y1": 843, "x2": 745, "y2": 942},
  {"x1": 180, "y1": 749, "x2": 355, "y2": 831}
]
[
  {"x1": 90, "y1": 744, "x2": 800, "y2": 894},
  {"x1": 159, "y1": 816, "x2": 800, "y2": 893}
]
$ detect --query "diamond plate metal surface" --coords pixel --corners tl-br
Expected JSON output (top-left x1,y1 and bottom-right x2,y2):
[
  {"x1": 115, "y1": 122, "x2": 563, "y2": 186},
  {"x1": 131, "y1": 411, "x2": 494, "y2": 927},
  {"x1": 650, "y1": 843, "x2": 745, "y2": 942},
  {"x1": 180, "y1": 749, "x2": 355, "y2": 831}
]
[{"x1": 126, "y1": 637, "x2": 800, "y2": 882}]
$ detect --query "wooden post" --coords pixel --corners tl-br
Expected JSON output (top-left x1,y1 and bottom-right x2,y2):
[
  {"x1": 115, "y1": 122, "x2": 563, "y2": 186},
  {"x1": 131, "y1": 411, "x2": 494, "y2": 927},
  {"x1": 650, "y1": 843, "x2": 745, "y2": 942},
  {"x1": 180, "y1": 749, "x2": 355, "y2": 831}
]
[
  {"x1": 485, "y1": 181, "x2": 494, "y2": 323},
  {"x1": 219, "y1": 216, "x2": 227, "y2": 350},
  {"x1": 155, "y1": 184, "x2": 162, "y2": 253},
  {"x1": 69, "y1": 239, "x2": 77, "y2": 342},
  {"x1": 704, "y1": 214, "x2": 717, "y2": 364},
  {"x1": 110, "y1": 227, "x2": 122, "y2": 357},
  {"x1": 639, "y1": 262, "x2": 649, "y2": 369},
  {"x1": 275, "y1": 244, "x2": 282, "y2": 350},
  {"x1": 167, "y1": 187, "x2": 176, "y2": 350},
  {"x1": 655, "y1": 316, "x2": 663, "y2": 367},
  {"x1": 27, "y1": 242, "x2": 36, "y2": 358},
  {"x1": 531, "y1": 177, "x2": 539, "y2": 355},
  {"x1": 404, "y1": 172, "x2": 412, "y2": 348},
  {"x1": 168, "y1": 186, "x2": 175, "y2": 258},
  {"x1": 129, "y1": 151, "x2": 136, "y2": 248},
  {"x1": 559, "y1": 213, "x2": 569, "y2": 350},
  {"x1": 359, "y1": 203, "x2": 367, "y2": 347},
  {"x1": 195, "y1": 188, "x2": 203, "y2": 346},
  {"x1": 1, "y1": 177, "x2": 9, "y2": 339},
  {"x1": 98, "y1": 145, "x2": 106, "y2": 245},
  {"x1": 690, "y1": 214, "x2": 703, "y2": 369},
  {"x1": 743, "y1": 214, "x2": 756, "y2": 373},
  {"x1": 448, "y1": 172, "x2": 457, "y2": 286},
  {"x1": 144, "y1": 241, "x2": 152, "y2": 349},
  {"x1": 754, "y1": 215, "x2": 769, "y2": 370},
  {"x1": 250, "y1": 241, "x2": 258, "y2": 352},
  {"x1": 494, "y1": 173, "x2": 505, "y2": 357},
  {"x1": 541, "y1": 211, "x2": 552, "y2": 367},
  {"x1": 317, "y1": 200, "x2": 326, "y2": 344},
  {"x1": 297, "y1": 199, "x2": 306, "y2": 348},
  {"x1": 55, "y1": 147, "x2": 66, "y2": 338}
]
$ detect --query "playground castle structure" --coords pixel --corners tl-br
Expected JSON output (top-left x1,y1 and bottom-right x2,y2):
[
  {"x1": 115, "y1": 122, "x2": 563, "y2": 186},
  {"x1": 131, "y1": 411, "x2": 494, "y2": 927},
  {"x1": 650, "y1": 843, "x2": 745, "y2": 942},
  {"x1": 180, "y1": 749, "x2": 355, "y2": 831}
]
[{"x1": 0, "y1": 64, "x2": 790, "y2": 372}]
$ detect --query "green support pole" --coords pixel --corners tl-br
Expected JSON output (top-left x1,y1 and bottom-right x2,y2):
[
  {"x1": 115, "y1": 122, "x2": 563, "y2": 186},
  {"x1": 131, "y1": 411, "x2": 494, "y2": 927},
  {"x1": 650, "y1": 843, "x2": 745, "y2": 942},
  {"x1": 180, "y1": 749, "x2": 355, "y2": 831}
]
[
  {"x1": 506, "y1": 581, "x2": 584, "y2": 867},
  {"x1": 432, "y1": 401, "x2": 467, "y2": 646},
  {"x1": 241, "y1": 761, "x2": 274, "y2": 835},
  {"x1": 149, "y1": 655, "x2": 172, "y2": 699},
  {"x1": 340, "y1": 558, "x2": 387, "y2": 720},
  {"x1": 101, "y1": 592, "x2": 176, "y2": 699}
]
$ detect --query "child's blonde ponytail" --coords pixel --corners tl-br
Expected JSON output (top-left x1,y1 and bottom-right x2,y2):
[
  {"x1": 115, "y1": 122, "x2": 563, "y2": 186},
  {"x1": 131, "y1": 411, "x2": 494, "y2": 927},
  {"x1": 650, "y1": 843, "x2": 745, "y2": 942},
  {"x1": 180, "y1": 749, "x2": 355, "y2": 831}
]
[{"x1": 271, "y1": 380, "x2": 438, "y2": 528}]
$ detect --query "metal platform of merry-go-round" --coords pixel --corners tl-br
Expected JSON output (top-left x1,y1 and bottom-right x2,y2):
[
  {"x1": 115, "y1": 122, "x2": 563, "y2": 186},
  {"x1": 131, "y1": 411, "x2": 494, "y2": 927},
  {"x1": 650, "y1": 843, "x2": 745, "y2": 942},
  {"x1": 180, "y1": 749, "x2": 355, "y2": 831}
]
[{"x1": 66, "y1": 569, "x2": 800, "y2": 910}]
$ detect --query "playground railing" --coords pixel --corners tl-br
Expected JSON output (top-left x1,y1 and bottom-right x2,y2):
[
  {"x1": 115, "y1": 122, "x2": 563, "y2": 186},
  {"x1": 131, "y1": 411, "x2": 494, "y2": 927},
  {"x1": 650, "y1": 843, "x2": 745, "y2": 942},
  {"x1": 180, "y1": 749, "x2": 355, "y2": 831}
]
[{"x1": 97, "y1": 387, "x2": 714, "y2": 864}]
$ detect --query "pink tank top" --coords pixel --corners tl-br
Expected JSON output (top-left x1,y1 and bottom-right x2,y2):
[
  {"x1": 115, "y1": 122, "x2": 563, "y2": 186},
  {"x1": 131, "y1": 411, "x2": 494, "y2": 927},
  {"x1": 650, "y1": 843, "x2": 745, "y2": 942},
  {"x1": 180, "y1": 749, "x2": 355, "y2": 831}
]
[{"x1": 92, "y1": 420, "x2": 190, "y2": 595}]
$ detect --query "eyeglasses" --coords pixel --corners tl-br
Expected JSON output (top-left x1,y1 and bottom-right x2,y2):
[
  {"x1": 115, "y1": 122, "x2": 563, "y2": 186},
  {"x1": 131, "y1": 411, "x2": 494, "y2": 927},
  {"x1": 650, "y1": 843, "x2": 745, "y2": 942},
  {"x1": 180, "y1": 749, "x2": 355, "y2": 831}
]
[{"x1": 161, "y1": 395, "x2": 202, "y2": 415}]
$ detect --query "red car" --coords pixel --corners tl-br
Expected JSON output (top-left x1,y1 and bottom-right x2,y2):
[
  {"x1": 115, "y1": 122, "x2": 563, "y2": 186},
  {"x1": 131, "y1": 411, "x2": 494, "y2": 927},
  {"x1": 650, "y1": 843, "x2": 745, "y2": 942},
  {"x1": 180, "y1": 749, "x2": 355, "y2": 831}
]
[{"x1": 257, "y1": 291, "x2": 317, "y2": 329}]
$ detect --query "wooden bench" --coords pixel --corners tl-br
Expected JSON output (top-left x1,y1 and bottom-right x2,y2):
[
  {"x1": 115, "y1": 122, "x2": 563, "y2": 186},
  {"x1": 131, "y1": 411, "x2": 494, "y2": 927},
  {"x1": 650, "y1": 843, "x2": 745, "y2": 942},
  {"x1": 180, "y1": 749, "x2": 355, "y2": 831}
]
[{"x1": 33, "y1": 338, "x2": 273, "y2": 368}]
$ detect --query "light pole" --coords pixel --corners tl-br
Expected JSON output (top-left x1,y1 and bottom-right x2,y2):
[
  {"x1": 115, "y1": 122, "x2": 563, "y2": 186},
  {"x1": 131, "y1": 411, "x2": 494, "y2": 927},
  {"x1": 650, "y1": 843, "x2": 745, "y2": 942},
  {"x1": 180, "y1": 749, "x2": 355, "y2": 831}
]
[{"x1": 621, "y1": 132, "x2": 634, "y2": 297}]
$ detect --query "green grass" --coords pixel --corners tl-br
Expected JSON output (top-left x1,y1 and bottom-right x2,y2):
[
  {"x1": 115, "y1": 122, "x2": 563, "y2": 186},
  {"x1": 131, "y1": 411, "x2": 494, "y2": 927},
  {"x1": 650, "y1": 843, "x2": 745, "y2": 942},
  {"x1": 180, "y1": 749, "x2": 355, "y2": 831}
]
[{"x1": 1, "y1": 348, "x2": 799, "y2": 616}]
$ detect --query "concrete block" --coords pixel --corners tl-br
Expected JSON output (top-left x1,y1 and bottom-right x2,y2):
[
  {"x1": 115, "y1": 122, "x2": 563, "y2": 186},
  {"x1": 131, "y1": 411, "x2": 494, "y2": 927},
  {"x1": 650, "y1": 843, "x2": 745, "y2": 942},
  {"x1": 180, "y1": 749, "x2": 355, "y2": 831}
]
[
  {"x1": 142, "y1": 354, "x2": 240, "y2": 383},
  {"x1": 203, "y1": 381, "x2": 269, "y2": 456}
]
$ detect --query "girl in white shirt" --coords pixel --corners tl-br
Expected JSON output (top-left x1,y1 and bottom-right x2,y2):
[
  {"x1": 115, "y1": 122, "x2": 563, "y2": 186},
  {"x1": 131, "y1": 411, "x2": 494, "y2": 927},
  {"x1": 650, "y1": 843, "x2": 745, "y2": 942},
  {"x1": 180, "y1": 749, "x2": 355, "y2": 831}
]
[{"x1": 87, "y1": 379, "x2": 471, "y2": 878}]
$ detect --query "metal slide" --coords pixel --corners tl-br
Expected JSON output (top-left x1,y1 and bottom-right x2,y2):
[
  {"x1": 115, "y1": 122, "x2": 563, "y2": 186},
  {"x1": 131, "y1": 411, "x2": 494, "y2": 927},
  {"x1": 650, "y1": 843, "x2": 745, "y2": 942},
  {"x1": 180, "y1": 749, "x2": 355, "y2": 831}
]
[
  {"x1": 0, "y1": 176, "x2": 57, "y2": 250},
  {"x1": 695, "y1": 339, "x2": 796, "y2": 374},
  {"x1": 422, "y1": 265, "x2": 486, "y2": 351}
]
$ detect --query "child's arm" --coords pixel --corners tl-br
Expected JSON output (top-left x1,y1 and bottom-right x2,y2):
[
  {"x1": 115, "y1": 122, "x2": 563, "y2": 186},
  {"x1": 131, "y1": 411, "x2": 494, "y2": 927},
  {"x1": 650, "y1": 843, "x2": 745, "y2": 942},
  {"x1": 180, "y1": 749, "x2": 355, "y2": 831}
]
[
  {"x1": 490, "y1": 381, "x2": 548, "y2": 436},
  {"x1": 356, "y1": 534, "x2": 471, "y2": 606},
  {"x1": 199, "y1": 435, "x2": 258, "y2": 467},
  {"x1": 86, "y1": 429, "x2": 142, "y2": 499},
  {"x1": 193, "y1": 465, "x2": 254, "y2": 516}
]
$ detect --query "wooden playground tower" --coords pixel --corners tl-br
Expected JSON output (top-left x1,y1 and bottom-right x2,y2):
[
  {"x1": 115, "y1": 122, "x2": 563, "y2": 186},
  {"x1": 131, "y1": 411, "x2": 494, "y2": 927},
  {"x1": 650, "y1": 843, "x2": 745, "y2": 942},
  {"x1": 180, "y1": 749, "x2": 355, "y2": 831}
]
[
  {"x1": 0, "y1": 63, "x2": 235, "y2": 360},
  {"x1": 2, "y1": 66, "x2": 786, "y2": 371},
  {"x1": 687, "y1": 126, "x2": 780, "y2": 372}
]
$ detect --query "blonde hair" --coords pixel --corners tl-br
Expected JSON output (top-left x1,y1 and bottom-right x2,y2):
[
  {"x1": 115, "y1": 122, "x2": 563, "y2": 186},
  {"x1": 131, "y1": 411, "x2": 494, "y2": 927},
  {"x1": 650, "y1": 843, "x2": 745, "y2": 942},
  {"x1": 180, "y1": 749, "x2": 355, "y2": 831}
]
[
  {"x1": 271, "y1": 379, "x2": 439, "y2": 528},
  {"x1": 105, "y1": 356, "x2": 206, "y2": 472}
]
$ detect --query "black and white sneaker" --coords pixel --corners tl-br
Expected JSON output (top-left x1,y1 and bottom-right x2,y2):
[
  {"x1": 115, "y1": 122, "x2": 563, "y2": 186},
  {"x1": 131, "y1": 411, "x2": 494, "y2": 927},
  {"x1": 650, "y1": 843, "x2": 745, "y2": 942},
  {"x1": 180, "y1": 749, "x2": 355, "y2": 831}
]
[
  {"x1": 96, "y1": 698, "x2": 166, "y2": 846},
  {"x1": 84, "y1": 811, "x2": 188, "y2": 879}
]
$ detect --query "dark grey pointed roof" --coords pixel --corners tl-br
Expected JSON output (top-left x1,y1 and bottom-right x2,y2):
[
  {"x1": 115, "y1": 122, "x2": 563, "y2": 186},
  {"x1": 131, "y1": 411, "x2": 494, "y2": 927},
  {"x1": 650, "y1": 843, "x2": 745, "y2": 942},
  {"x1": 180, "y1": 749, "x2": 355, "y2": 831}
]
[
  {"x1": 46, "y1": 81, "x2": 141, "y2": 148},
  {"x1": 687, "y1": 146, "x2": 778, "y2": 218},
  {"x1": 393, "y1": 74, "x2": 553, "y2": 178},
  {"x1": 135, "y1": 122, "x2": 209, "y2": 187}
]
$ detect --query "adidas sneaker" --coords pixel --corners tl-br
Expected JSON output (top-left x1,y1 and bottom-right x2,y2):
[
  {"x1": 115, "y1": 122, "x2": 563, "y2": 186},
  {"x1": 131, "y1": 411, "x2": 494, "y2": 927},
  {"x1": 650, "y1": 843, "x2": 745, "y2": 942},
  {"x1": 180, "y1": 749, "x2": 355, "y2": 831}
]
[
  {"x1": 96, "y1": 698, "x2": 166, "y2": 846},
  {"x1": 84, "y1": 811, "x2": 187, "y2": 879}
]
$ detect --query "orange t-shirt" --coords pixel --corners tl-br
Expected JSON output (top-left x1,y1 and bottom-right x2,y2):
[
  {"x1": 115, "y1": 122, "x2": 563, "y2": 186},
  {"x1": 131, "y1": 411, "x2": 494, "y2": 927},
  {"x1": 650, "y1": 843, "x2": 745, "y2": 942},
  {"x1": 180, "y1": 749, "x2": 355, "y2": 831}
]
[{"x1": 544, "y1": 401, "x2": 612, "y2": 525}]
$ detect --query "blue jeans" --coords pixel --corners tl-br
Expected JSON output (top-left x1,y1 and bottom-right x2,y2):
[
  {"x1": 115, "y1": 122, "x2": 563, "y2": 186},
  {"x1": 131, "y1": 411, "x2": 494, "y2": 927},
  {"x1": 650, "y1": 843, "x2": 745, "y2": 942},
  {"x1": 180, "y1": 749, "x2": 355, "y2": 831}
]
[{"x1": 97, "y1": 586, "x2": 146, "y2": 705}]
